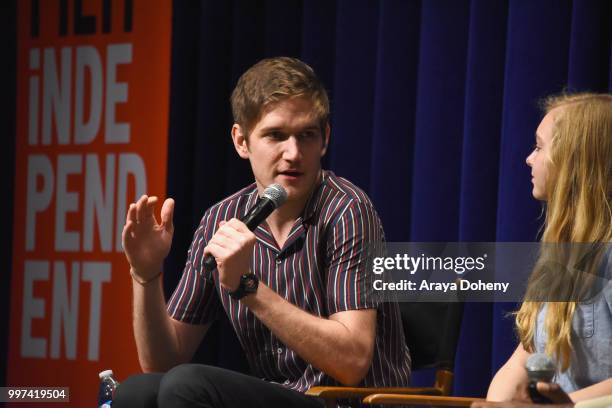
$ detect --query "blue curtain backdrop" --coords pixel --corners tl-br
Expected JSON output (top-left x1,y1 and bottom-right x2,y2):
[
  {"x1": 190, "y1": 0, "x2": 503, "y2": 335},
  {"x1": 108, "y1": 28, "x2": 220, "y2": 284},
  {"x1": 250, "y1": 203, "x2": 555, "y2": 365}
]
[
  {"x1": 161, "y1": 0, "x2": 611, "y2": 397},
  {"x1": 1, "y1": 0, "x2": 611, "y2": 397}
]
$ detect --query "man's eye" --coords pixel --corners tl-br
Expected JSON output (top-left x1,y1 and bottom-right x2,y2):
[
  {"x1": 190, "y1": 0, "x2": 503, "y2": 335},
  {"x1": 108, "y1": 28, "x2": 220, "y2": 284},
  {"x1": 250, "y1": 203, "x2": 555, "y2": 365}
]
[
  {"x1": 300, "y1": 131, "x2": 317, "y2": 139},
  {"x1": 267, "y1": 132, "x2": 284, "y2": 140},
  {"x1": 533, "y1": 144, "x2": 541, "y2": 152}
]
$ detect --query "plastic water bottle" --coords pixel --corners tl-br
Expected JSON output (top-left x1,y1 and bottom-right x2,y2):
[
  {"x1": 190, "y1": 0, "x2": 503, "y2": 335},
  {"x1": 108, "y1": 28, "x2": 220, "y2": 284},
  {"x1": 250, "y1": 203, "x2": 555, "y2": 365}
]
[{"x1": 98, "y1": 369, "x2": 119, "y2": 407}]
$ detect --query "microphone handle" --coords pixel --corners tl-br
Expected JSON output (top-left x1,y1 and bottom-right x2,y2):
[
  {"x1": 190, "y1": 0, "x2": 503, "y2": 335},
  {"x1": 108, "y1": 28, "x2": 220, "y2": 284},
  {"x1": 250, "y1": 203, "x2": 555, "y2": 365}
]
[
  {"x1": 203, "y1": 198, "x2": 276, "y2": 273},
  {"x1": 242, "y1": 198, "x2": 276, "y2": 230}
]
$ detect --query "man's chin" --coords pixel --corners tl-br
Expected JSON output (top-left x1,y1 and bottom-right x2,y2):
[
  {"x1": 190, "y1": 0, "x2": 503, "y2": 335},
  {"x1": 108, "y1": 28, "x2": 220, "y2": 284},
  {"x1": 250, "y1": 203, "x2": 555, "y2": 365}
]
[
  {"x1": 272, "y1": 173, "x2": 319, "y2": 201},
  {"x1": 281, "y1": 184, "x2": 313, "y2": 204},
  {"x1": 282, "y1": 186, "x2": 302, "y2": 201}
]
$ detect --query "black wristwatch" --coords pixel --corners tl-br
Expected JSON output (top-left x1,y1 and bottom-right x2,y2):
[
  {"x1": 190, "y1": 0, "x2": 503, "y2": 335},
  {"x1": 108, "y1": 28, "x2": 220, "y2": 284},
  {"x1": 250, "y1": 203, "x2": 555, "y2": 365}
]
[{"x1": 229, "y1": 273, "x2": 259, "y2": 300}]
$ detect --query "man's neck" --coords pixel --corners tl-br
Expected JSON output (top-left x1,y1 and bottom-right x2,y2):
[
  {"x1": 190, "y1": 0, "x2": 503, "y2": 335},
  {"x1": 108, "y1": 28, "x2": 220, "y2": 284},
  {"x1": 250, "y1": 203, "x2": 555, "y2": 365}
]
[
  {"x1": 261, "y1": 170, "x2": 322, "y2": 247},
  {"x1": 267, "y1": 200, "x2": 305, "y2": 228},
  {"x1": 264, "y1": 204, "x2": 303, "y2": 250}
]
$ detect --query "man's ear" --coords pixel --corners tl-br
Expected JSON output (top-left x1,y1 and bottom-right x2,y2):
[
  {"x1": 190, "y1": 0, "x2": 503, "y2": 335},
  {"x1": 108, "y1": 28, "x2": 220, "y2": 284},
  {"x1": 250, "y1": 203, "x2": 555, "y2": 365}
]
[
  {"x1": 321, "y1": 123, "x2": 331, "y2": 157},
  {"x1": 231, "y1": 124, "x2": 249, "y2": 159}
]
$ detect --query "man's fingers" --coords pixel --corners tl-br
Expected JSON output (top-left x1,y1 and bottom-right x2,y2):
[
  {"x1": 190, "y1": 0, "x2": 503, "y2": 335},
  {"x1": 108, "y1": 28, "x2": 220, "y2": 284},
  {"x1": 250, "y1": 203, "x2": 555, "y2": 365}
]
[
  {"x1": 209, "y1": 233, "x2": 235, "y2": 250},
  {"x1": 215, "y1": 226, "x2": 252, "y2": 249},
  {"x1": 122, "y1": 220, "x2": 137, "y2": 244},
  {"x1": 225, "y1": 218, "x2": 250, "y2": 232},
  {"x1": 126, "y1": 203, "x2": 137, "y2": 224},
  {"x1": 215, "y1": 225, "x2": 239, "y2": 240},
  {"x1": 143, "y1": 196, "x2": 159, "y2": 223},
  {"x1": 135, "y1": 195, "x2": 149, "y2": 224},
  {"x1": 204, "y1": 242, "x2": 228, "y2": 260},
  {"x1": 219, "y1": 219, "x2": 253, "y2": 241},
  {"x1": 160, "y1": 198, "x2": 175, "y2": 232}
]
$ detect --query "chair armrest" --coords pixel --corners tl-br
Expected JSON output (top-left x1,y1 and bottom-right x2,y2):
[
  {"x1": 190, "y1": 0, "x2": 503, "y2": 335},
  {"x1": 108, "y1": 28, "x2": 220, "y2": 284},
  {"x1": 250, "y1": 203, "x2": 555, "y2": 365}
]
[
  {"x1": 306, "y1": 386, "x2": 443, "y2": 399},
  {"x1": 363, "y1": 394, "x2": 484, "y2": 406}
]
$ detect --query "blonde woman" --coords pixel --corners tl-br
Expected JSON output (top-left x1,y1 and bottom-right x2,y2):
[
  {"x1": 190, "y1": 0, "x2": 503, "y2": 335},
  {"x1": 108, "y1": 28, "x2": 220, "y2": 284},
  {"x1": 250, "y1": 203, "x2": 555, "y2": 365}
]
[{"x1": 487, "y1": 93, "x2": 612, "y2": 403}]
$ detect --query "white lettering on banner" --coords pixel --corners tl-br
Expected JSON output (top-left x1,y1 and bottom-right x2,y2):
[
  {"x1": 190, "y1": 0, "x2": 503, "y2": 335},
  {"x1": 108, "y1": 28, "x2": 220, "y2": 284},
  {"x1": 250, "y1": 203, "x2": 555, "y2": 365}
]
[
  {"x1": 30, "y1": 45, "x2": 132, "y2": 146},
  {"x1": 24, "y1": 153, "x2": 145, "y2": 253},
  {"x1": 55, "y1": 154, "x2": 82, "y2": 251},
  {"x1": 74, "y1": 46, "x2": 102, "y2": 145},
  {"x1": 20, "y1": 261, "x2": 111, "y2": 361},
  {"x1": 82, "y1": 262, "x2": 111, "y2": 361},
  {"x1": 21, "y1": 261, "x2": 49, "y2": 359},
  {"x1": 20, "y1": 40, "x2": 141, "y2": 365},
  {"x1": 83, "y1": 154, "x2": 116, "y2": 252},
  {"x1": 42, "y1": 47, "x2": 71, "y2": 145},
  {"x1": 25, "y1": 155, "x2": 54, "y2": 251},
  {"x1": 105, "y1": 43, "x2": 132, "y2": 144},
  {"x1": 50, "y1": 261, "x2": 80, "y2": 360}
]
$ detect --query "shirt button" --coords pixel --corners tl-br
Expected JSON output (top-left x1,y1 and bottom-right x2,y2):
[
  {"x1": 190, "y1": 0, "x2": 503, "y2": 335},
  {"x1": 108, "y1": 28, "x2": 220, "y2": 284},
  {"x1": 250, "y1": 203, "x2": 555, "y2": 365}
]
[
  {"x1": 277, "y1": 347, "x2": 283, "y2": 354},
  {"x1": 284, "y1": 380, "x2": 290, "y2": 385},
  {"x1": 275, "y1": 258, "x2": 282, "y2": 265}
]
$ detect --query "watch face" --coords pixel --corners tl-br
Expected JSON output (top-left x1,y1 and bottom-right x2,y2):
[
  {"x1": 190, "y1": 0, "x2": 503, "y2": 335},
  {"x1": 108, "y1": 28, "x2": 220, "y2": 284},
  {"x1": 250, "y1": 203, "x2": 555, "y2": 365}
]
[
  {"x1": 243, "y1": 275, "x2": 258, "y2": 292},
  {"x1": 230, "y1": 274, "x2": 259, "y2": 300}
]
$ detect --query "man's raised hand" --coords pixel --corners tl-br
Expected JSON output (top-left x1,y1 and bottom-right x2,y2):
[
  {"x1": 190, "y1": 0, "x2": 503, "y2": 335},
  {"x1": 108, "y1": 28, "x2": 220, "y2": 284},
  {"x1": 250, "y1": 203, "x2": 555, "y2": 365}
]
[{"x1": 122, "y1": 195, "x2": 175, "y2": 280}]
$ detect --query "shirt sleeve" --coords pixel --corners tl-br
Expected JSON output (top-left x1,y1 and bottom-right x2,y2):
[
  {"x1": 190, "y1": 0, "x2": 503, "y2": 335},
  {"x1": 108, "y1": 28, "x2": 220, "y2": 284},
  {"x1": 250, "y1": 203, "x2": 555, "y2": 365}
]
[
  {"x1": 167, "y1": 211, "x2": 222, "y2": 325},
  {"x1": 602, "y1": 247, "x2": 612, "y2": 310},
  {"x1": 325, "y1": 199, "x2": 385, "y2": 315}
]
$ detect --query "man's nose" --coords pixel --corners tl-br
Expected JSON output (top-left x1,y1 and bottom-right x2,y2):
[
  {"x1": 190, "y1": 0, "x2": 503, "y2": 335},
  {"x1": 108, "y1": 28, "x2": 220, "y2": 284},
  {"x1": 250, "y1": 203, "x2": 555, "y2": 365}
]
[
  {"x1": 283, "y1": 136, "x2": 301, "y2": 160},
  {"x1": 526, "y1": 152, "x2": 533, "y2": 167}
]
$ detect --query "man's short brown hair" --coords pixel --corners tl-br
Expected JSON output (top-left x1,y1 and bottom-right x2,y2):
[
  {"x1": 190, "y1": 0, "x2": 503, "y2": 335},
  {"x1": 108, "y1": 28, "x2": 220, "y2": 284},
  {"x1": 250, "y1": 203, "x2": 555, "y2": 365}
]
[{"x1": 230, "y1": 57, "x2": 330, "y2": 136}]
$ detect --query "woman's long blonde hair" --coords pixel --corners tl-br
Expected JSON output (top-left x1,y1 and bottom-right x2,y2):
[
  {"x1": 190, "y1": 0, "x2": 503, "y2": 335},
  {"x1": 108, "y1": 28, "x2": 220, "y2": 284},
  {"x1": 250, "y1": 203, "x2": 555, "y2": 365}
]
[{"x1": 516, "y1": 93, "x2": 612, "y2": 371}]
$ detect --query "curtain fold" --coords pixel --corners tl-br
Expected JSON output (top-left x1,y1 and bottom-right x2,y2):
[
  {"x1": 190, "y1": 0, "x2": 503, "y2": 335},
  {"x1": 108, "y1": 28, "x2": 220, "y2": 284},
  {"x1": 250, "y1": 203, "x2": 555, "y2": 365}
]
[
  {"x1": 330, "y1": 0, "x2": 379, "y2": 191},
  {"x1": 370, "y1": 0, "x2": 420, "y2": 242},
  {"x1": 161, "y1": 0, "x2": 611, "y2": 396},
  {"x1": 454, "y1": 0, "x2": 508, "y2": 396}
]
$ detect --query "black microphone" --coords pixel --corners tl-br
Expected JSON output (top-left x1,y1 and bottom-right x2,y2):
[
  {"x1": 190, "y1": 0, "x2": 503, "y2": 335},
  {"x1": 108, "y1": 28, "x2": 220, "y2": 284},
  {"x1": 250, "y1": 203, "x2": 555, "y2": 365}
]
[
  {"x1": 203, "y1": 184, "x2": 288, "y2": 273},
  {"x1": 525, "y1": 353, "x2": 556, "y2": 404}
]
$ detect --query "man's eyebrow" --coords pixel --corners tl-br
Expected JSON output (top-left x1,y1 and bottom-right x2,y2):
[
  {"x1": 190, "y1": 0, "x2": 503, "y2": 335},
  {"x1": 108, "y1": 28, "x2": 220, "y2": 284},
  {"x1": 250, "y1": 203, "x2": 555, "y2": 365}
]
[
  {"x1": 300, "y1": 125, "x2": 322, "y2": 131},
  {"x1": 259, "y1": 124, "x2": 321, "y2": 133},
  {"x1": 259, "y1": 126, "x2": 282, "y2": 133}
]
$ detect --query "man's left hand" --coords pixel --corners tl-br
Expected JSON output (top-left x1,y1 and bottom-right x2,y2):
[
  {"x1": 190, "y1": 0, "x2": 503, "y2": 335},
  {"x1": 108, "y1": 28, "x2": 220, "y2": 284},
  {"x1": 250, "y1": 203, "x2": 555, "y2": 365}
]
[{"x1": 204, "y1": 218, "x2": 256, "y2": 292}]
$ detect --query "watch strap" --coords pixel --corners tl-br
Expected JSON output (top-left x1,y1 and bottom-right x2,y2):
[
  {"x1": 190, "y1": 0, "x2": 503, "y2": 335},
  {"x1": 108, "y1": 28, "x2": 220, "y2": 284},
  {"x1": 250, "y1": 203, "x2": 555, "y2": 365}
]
[{"x1": 229, "y1": 272, "x2": 259, "y2": 300}]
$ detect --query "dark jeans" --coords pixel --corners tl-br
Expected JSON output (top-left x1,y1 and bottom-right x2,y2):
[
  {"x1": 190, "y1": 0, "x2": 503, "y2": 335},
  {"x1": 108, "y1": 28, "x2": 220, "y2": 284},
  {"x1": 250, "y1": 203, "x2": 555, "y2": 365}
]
[{"x1": 113, "y1": 364, "x2": 325, "y2": 408}]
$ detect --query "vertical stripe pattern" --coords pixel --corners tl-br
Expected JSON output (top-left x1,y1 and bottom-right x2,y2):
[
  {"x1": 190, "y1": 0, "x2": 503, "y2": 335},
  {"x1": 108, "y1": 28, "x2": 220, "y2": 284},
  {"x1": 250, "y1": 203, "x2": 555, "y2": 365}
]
[{"x1": 167, "y1": 170, "x2": 411, "y2": 392}]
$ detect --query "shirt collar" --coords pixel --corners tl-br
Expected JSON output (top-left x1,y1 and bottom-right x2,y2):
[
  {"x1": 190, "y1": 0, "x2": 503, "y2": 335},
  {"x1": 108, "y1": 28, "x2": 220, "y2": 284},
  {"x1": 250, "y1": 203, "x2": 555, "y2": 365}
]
[
  {"x1": 244, "y1": 170, "x2": 328, "y2": 224},
  {"x1": 301, "y1": 169, "x2": 327, "y2": 223}
]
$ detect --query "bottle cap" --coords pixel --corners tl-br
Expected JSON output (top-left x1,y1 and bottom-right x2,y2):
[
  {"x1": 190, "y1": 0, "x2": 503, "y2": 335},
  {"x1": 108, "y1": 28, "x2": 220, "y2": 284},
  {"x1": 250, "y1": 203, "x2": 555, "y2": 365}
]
[{"x1": 98, "y1": 369, "x2": 114, "y2": 379}]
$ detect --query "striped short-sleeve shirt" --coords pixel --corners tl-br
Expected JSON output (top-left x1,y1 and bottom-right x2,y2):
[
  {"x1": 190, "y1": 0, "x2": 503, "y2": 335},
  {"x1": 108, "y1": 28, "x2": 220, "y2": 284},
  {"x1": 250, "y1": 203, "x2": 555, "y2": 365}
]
[{"x1": 167, "y1": 170, "x2": 411, "y2": 391}]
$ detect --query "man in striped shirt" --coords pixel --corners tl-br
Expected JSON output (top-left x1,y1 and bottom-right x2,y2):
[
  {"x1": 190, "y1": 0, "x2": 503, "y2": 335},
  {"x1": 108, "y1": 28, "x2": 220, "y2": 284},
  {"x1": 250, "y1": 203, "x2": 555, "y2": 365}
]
[{"x1": 116, "y1": 57, "x2": 411, "y2": 408}]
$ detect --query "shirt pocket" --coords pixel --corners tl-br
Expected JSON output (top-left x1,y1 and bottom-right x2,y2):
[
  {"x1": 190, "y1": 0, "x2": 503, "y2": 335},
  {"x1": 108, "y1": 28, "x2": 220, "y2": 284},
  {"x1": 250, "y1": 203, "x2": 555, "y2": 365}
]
[{"x1": 573, "y1": 302, "x2": 594, "y2": 338}]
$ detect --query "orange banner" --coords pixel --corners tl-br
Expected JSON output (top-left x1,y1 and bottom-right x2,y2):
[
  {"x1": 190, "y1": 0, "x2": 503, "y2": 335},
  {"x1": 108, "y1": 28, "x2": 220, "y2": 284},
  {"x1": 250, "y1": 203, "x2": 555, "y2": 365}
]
[{"x1": 9, "y1": 0, "x2": 171, "y2": 406}]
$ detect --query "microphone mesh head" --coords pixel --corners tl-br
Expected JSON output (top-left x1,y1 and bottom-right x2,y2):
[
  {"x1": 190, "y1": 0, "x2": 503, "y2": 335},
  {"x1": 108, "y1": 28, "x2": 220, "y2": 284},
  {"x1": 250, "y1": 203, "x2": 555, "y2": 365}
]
[
  {"x1": 262, "y1": 184, "x2": 288, "y2": 208},
  {"x1": 525, "y1": 353, "x2": 556, "y2": 382}
]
